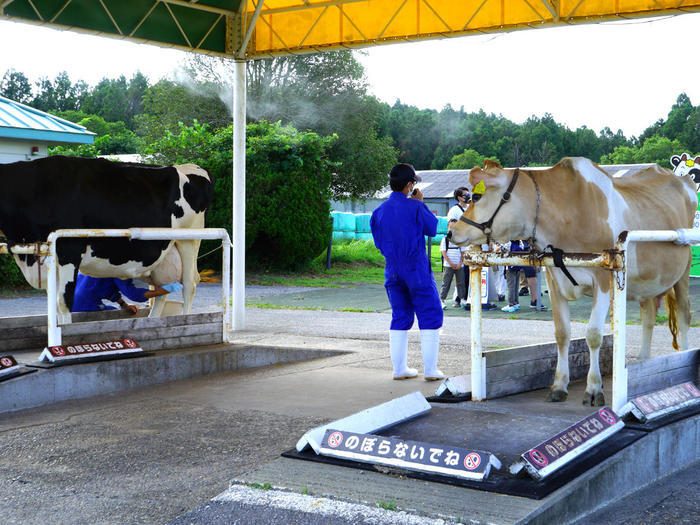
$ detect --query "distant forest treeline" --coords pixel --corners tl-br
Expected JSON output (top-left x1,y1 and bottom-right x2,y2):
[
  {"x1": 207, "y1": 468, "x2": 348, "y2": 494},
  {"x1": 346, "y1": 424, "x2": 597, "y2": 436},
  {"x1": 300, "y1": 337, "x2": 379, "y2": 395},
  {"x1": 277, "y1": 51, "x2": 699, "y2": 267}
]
[{"x1": 1, "y1": 50, "x2": 698, "y2": 200}]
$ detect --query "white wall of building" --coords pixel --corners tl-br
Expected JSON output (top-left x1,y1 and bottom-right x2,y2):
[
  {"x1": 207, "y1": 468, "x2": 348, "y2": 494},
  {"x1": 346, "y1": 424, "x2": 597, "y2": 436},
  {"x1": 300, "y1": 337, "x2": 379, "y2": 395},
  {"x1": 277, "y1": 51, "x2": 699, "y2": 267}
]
[{"x1": 0, "y1": 138, "x2": 49, "y2": 163}]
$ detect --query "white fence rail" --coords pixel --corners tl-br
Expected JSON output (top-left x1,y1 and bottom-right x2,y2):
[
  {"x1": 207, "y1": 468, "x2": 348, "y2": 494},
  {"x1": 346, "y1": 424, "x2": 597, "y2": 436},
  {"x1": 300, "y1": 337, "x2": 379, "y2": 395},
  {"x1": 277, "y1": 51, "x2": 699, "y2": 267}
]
[
  {"x1": 465, "y1": 228, "x2": 700, "y2": 412},
  {"x1": 42, "y1": 228, "x2": 233, "y2": 347}
]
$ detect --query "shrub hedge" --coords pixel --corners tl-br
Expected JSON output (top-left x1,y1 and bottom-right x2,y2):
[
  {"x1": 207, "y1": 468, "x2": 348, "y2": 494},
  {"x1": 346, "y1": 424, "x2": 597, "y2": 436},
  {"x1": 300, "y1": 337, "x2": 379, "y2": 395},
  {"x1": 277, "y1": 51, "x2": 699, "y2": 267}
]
[{"x1": 145, "y1": 120, "x2": 336, "y2": 270}]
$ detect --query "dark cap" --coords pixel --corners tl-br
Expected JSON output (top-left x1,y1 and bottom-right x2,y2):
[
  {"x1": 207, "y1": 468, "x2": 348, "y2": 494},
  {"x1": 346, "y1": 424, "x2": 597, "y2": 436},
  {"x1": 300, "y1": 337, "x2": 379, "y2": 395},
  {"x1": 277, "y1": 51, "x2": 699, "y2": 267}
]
[{"x1": 389, "y1": 163, "x2": 422, "y2": 184}]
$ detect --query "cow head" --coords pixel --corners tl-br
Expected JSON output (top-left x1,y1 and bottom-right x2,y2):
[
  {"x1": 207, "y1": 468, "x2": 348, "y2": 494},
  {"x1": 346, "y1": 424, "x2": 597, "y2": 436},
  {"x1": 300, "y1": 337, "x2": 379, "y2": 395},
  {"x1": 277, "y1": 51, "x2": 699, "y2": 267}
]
[
  {"x1": 670, "y1": 153, "x2": 700, "y2": 192},
  {"x1": 448, "y1": 160, "x2": 533, "y2": 246}
]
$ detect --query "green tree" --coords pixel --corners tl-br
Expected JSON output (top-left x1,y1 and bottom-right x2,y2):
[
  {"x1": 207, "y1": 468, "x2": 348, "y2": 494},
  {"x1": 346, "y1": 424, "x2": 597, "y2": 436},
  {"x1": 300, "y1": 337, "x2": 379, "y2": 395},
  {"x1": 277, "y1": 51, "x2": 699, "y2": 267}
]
[
  {"x1": 145, "y1": 121, "x2": 336, "y2": 269},
  {"x1": 31, "y1": 71, "x2": 84, "y2": 112},
  {"x1": 0, "y1": 69, "x2": 32, "y2": 103},
  {"x1": 183, "y1": 51, "x2": 397, "y2": 200},
  {"x1": 134, "y1": 79, "x2": 229, "y2": 145},
  {"x1": 48, "y1": 143, "x2": 100, "y2": 157},
  {"x1": 598, "y1": 127, "x2": 630, "y2": 158},
  {"x1": 385, "y1": 101, "x2": 438, "y2": 169},
  {"x1": 314, "y1": 94, "x2": 397, "y2": 200},
  {"x1": 635, "y1": 136, "x2": 687, "y2": 165},
  {"x1": 446, "y1": 149, "x2": 499, "y2": 169},
  {"x1": 516, "y1": 114, "x2": 566, "y2": 166},
  {"x1": 564, "y1": 126, "x2": 604, "y2": 161},
  {"x1": 83, "y1": 76, "x2": 130, "y2": 124},
  {"x1": 601, "y1": 136, "x2": 686, "y2": 166},
  {"x1": 32, "y1": 76, "x2": 56, "y2": 112}
]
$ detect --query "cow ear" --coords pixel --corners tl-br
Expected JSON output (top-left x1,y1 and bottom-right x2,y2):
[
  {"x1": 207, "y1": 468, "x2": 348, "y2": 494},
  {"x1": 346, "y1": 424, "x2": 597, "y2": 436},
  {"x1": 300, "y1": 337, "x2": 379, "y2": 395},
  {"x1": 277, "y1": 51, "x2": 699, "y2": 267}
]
[
  {"x1": 680, "y1": 153, "x2": 688, "y2": 162},
  {"x1": 670, "y1": 155, "x2": 681, "y2": 168},
  {"x1": 694, "y1": 156, "x2": 700, "y2": 164},
  {"x1": 470, "y1": 167, "x2": 506, "y2": 191}
]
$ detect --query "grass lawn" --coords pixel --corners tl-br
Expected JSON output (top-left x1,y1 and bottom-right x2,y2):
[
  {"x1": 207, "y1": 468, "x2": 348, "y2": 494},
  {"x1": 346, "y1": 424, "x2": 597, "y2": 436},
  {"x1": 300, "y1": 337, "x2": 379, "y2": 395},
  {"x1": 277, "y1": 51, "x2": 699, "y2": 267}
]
[{"x1": 246, "y1": 239, "x2": 444, "y2": 287}]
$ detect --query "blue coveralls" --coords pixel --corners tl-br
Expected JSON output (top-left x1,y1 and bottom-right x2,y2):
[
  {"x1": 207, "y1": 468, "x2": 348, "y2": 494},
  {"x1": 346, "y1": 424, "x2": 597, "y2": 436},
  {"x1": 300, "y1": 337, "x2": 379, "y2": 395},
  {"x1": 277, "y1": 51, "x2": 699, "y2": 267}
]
[
  {"x1": 72, "y1": 273, "x2": 149, "y2": 312},
  {"x1": 370, "y1": 192, "x2": 443, "y2": 330}
]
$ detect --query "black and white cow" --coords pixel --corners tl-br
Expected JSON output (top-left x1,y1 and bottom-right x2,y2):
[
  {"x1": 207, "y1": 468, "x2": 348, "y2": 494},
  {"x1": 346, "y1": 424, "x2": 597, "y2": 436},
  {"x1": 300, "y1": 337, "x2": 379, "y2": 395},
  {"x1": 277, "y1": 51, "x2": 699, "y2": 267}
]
[{"x1": 0, "y1": 155, "x2": 214, "y2": 323}]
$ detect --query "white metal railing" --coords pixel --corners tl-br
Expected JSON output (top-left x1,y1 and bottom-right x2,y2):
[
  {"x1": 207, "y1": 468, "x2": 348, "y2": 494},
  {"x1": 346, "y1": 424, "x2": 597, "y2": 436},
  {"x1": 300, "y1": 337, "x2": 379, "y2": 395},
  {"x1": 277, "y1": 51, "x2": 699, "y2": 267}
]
[
  {"x1": 465, "y1": 228, "x2": 700, "y2": 412},
  {"x1": 44, "y1": 228, "x2": 233, "y2": 347}
]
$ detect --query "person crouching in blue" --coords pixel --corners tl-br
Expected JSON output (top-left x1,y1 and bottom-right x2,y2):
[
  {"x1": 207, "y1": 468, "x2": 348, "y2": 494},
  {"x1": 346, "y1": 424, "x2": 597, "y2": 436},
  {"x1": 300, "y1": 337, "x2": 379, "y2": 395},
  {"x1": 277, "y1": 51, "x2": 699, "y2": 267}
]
[
  {"x1": 71, "y1": 272, "x2": 183, "y2": 314},
  {"x1": 370, "y1": 163, "x2": 444, "y2": 381}
]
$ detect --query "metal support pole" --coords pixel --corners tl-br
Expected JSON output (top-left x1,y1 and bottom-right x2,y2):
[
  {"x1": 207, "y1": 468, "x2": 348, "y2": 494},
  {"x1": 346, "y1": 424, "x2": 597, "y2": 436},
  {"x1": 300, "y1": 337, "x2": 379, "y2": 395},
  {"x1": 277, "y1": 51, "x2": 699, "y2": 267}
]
[
  {"x1": 221, "y1": 235, "x2": 233, "y2": 342},
  {"x1": 232, "y1": 58, "x2": 246, "y2": 331},
  {"x1": 46, "y1": 250, "x2": 60, "y2": 347},
  {"x1": 611, "y1": 269, "x2": 628, "y2": 413},
  {"x1": 325, "y1": 219, "x2": 333, "y2": 271},
  {"x1": 470, "y1": 266, "x2": 486, "y2": 400}
]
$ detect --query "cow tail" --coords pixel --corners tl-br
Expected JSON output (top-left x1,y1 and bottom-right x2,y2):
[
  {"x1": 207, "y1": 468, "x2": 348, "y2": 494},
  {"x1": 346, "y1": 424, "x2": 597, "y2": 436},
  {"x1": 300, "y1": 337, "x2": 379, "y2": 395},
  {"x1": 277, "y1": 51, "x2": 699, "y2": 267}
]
[{"x1": 665, "y1": 289, "x2": 679, "y2": 351}]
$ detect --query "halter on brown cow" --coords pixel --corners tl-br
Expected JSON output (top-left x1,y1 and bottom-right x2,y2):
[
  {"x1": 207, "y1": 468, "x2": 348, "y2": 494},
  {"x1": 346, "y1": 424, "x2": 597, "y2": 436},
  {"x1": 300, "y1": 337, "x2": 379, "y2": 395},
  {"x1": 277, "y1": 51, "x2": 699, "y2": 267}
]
[{"x1": 448, "y1": 157, "x2": 696, "y2": 406}]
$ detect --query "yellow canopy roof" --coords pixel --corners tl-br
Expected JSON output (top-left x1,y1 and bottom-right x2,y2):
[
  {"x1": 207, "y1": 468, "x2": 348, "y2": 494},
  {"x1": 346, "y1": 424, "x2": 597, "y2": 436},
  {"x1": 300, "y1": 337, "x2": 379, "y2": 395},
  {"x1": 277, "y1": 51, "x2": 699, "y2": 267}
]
[
  {"x1": 248, "y1": 0, "x2": 700, "y2": 57},
  {"x1": 1, "y1": 0, "x2": 699, "y2": 59}
]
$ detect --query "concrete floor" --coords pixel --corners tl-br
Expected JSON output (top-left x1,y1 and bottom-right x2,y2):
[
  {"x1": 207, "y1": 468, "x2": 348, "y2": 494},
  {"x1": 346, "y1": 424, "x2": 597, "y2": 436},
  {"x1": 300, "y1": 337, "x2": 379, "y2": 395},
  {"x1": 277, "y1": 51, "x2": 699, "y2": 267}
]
[{"x1": 0, "y1": 283, "x2": 697, "y2": 524}]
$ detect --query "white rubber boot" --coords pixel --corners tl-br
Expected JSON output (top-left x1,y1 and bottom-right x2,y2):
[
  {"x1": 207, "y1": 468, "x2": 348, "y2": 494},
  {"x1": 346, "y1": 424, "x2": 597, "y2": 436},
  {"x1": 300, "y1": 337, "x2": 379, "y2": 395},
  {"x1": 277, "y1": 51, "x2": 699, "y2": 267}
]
[
  {"x1": 421, "y1": 329, "x2": 444, "y2": 381},
  {"x1": 390, "y1": 330, "x2": 417, "y2": 380}
]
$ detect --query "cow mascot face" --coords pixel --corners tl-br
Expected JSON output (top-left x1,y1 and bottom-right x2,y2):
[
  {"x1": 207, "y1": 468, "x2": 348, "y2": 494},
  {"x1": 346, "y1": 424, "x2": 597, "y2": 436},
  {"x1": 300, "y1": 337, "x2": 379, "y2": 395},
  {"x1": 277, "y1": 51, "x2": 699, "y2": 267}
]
[{"x1": 670, "y1": 153, "x2": 700, "y2": 193}]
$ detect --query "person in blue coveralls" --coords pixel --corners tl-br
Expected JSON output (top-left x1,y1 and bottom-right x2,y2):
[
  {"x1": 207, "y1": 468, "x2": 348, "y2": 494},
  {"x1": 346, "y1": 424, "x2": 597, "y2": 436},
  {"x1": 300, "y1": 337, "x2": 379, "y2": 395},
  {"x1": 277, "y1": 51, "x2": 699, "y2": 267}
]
[
  {"x1": 370, "y1": 163, "x2": 444, "y2": 381},
  {"x1": 71, "y1": 272, "x2": 183, "y2": 314}
]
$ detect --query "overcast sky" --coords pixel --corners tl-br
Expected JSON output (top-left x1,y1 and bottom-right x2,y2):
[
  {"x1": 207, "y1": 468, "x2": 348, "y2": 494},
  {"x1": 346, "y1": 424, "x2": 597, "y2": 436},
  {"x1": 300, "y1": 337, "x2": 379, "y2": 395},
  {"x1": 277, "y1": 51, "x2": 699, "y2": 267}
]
[{"x1": 1, "y1": 12, "x2": 699, "y2": 138}]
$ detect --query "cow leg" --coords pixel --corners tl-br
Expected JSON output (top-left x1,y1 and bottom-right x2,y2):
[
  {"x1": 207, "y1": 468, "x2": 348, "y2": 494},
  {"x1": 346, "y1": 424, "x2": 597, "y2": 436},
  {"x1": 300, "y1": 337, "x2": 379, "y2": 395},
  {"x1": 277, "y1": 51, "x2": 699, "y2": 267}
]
[
  {"x1": 175, "y1": 239, "x2": 201, "y2": 314},
  {"x1": 583, "y1": 286, "x2": 609, "y2": 407},
  {"x1": 57, "y1": 264, "x2": 77, "y2": 325},
  {"x1": 639, "y1": 297, "x2": 658, "y2": 360},
  {"x1": 546, "y1": 271, "x2": 571, "y2": 402},
  {"x1": 149, "y1": 295, "x2": 168, "y2": 318},
  {"x1": 672, "y1": 256, "x2": 691, "y2": 352}
]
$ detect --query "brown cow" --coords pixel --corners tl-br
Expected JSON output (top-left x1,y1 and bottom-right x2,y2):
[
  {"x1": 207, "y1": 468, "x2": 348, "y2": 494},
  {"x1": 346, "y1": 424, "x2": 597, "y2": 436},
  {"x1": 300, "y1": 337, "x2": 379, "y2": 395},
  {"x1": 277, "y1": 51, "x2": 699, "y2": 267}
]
[{"x1": 448, "y1": 157, "x2": 696, "y2": 406}]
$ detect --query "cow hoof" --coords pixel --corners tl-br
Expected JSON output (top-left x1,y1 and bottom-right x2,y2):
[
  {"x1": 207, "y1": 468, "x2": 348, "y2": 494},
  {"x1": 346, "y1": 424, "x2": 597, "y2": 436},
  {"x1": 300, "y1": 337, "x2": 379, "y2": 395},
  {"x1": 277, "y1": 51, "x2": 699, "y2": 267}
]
[
  {"x1": 582, "y1": 392, "x2": 606, "y2": 406},
  {"x1": 546, "y1": 390, "x2": 568, "y2": 402}
]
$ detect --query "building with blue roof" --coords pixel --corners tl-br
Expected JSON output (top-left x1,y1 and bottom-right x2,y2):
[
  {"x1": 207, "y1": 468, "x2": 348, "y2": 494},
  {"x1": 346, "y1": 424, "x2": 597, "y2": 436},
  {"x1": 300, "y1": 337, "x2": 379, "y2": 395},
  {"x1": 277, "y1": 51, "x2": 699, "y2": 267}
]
[{"x1": 0, "y1": 95, "x2": 95, "y2": 163}]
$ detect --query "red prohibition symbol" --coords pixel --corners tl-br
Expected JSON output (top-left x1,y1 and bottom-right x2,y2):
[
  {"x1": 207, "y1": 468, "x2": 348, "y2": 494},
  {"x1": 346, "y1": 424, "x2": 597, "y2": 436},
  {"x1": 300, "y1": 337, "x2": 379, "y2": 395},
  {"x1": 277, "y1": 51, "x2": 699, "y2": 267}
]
[
  {"x1": 529, "y1": 449, "x2": 548, "y2": 467},
  {"x1": 52, "y1": 347, "x2": 65, "y2": 356},
  {"x1": 124, "y1": 339, "x2": 137, "y2": 349},
  {"x1": 599, "y1": 408, "x2": 616, "y2": 425},
  {"x1": 684, "y1": 383, "x2": 700, "y2": 395},
  {"x1": 463, "y1": 452, "x2": 481, "y2": 470},
  {"x1": 327, "y1": 431, "x2": 343, "y2": 448},
  {"x1": 0, "y1": 357, "x2": 13, "y2": 367}
]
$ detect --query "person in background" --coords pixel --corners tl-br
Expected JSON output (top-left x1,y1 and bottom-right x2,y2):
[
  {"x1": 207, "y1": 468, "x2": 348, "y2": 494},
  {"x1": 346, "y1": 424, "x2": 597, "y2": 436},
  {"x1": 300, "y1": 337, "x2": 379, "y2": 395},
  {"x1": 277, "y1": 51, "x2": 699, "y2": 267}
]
[
  {"x1": 439, "y1": 219, "x2": 467, "y2": 309},
  {"x1": 492, "y1": 243, "x2": 508, "y2": 302},
  {"x1": 447, "y1": 186, "x2": 470, "y2": 221},
  {"x1": 370, "y1": 163, "x2": 444, "y2": 381},
  {"x1": 71, "y1": 272, "x2": 183, "y2": 314},
  {"x1": 447, "y1": 186, "x2": 470, "y2": 306},
  {"x1": 501, "y1": 240, "x2": 547, "y2": 312}
]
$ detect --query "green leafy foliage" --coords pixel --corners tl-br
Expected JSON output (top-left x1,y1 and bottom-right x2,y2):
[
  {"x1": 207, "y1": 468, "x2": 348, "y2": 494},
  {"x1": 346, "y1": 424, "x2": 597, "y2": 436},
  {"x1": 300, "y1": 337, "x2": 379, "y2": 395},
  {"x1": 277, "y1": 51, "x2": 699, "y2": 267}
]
[
  {"x1": 134, "y1": 79, "x2": 230, "y2": 146},
  {"x1": 446, "y1": 149, "x2": 500, "y2": 169},
  {"x1": 0, "y1": 69, "x2": 32, "y2": 104},
  {"x1": 377, "y1": 498, "x2": 398, "y2": 511},
  {"x1": 47, "y1": 144, "x2": 100, "y2": 157},
  {"x1": 145, "y1": 121, "x2": 335, "y2": 270},
  {"x1": 601, "y1": 136, "x2": 687, "y2": 166},
  {"x1": 0, "y1": 255, "x2": 30, "y2": 288}
]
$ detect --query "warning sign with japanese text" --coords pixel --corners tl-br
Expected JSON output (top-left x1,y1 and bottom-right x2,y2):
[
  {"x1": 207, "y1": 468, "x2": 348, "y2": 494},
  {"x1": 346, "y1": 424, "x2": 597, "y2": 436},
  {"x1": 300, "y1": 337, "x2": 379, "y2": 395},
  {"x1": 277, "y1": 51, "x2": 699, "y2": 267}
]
[
  {"x1": 624, "y1": 382, "x2": 700, "y2": 422},
  {"x1": 319, "y1": 429, "x2": 500, "y2": 481},
  {"x1": 40, "y1": 338, "x2": 142, "y2": 363},
  {"x1": 518, "y1": 407, "x2": 623, "y2": 479}
]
